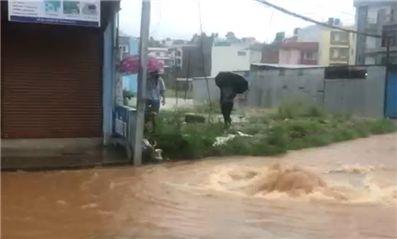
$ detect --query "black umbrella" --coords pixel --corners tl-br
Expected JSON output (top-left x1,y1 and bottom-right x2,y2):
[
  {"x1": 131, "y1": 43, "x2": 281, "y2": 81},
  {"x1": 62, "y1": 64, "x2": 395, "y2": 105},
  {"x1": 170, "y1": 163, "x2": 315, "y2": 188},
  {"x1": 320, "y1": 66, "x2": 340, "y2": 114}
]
[{"x1": 215, "y1": 72, "x2": 248, "y2": 94}]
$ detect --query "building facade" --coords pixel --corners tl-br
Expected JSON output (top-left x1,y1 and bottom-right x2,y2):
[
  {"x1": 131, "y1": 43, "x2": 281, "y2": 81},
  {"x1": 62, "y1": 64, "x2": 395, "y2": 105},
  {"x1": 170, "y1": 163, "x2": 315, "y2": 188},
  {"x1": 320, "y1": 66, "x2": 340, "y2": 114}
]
[
  {"x1": 296, "y1": 19, "x2": 356, "y2": 66},
  {"x1": 1, "y1": 1, "x2": 119, "y2": 142},
  {"x1": 148, "y1": 47, "x2": 174, "y2": 69},
  {"x1": 278, "y1": 38, "x2": 319, "y2": 65},
  {"x1": 211, "y1": 40, "x2": 262, "y2": 76},
  {"x1": 355, "y1": 0, "x2": 397, "y2": 64}
]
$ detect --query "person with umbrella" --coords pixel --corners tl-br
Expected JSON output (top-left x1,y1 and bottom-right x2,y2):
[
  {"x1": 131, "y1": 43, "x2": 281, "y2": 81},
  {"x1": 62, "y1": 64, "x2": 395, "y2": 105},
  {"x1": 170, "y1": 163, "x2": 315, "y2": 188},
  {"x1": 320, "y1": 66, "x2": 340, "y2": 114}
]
[
  {"x1": 120, "y1": 55, "x2": 166, "y2": 131},
  {"x1": 146, "y1": 70, "x2": 166, "y2": 114},
  {"x1": 215, "y1": 72, "x2": 248, "y2": 126}
]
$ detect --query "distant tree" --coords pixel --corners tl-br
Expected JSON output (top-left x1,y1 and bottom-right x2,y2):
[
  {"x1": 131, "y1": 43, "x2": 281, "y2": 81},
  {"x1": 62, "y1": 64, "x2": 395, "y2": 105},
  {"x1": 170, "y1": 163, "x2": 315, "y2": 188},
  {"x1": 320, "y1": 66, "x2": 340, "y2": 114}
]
[
  {"x1": 226, "y1": 31, "x2": 236, "y2": 39},
  {"x1": 273, "y1": 32, "x2": 285, "y2": 43}
]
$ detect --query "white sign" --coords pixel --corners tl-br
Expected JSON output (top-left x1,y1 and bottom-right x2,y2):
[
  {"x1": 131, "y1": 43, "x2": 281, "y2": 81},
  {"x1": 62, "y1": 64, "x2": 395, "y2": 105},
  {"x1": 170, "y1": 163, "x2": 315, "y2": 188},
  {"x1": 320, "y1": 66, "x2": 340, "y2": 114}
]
[{"x1": 8, "y1": 0, "x2": 100, "y2": 27}]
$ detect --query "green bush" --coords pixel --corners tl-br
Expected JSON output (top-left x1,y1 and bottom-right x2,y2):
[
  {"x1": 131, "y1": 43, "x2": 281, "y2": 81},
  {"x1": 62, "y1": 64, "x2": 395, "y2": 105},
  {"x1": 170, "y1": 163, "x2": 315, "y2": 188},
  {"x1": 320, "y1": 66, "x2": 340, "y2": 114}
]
[
  {"x1": 367, "y1": 119, "x2": 397, "y2": 134},
  {"x1": 274, "y1": 101, "x2": 327, "y2": 119},
  {"x1": 147, "y1": 104, "x2": 397, "y2": 161}
]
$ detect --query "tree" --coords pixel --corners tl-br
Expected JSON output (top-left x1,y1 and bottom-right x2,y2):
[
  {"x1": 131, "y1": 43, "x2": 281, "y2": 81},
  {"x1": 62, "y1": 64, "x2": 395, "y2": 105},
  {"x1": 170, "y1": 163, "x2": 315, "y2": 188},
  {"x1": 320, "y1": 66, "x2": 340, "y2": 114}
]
[{"x1": 225, "y1": 31, "x2": 239, "y2": 42}]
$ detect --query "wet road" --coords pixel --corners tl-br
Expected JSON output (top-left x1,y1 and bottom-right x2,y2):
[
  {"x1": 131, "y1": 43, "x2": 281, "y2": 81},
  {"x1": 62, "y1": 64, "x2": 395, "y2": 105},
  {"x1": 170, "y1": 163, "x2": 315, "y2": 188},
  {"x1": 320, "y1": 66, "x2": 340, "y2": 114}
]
[{"x1": 2, "y1": 134, "x2": 397, "y2": 239}]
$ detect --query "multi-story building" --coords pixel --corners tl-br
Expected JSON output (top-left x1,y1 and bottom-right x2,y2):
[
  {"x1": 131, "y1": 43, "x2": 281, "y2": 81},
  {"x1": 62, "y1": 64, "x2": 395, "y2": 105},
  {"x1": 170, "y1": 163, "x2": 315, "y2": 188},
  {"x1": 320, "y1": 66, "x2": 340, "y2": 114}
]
[
  {"x1": 296, "y1": 19, "x2": 356, "y2": 66},
  {"x1": 278, "y1": 37, "x2": 319, "y2": 65},
  {"x1": 119, "y1": 34, "x2": 131, "y2": 59},
  {"x1": 355, "y1": 0, "x2": 397, "y2": 64},
  {"x1": 168, "y1": 34, "x2": 213, "y2": 78},
  {"x1": 148, "y1": 47, "x2": 174, "y2": 69}
]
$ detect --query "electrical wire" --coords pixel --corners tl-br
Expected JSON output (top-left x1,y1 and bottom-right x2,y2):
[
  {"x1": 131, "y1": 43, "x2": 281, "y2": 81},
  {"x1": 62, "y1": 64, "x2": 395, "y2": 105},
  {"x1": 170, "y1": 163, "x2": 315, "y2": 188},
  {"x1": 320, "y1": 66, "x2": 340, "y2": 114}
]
[{"x1": 254, "y1": 0, "x2": 382, "y2": 39}]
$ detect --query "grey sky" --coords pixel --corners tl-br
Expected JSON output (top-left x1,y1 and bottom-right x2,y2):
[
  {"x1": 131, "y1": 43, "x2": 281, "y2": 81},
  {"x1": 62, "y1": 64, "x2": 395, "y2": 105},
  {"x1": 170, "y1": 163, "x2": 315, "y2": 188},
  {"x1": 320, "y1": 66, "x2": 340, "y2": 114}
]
[{"x1": 119, "y1": 0, "x2": 356, "y2": 42}]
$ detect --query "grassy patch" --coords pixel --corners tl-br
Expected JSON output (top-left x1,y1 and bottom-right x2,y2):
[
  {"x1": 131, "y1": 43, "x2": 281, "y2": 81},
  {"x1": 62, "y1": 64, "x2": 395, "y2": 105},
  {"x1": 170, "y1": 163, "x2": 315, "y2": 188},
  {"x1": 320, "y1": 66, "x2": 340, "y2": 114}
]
[{"x1": 148, "y1": 104, "x2": 397, "y2": 160}]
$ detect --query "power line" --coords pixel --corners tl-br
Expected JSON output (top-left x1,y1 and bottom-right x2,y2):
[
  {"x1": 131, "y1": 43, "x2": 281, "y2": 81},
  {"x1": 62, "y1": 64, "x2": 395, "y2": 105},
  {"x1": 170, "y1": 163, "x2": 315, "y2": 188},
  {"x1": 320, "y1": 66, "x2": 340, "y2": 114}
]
[
  {"x1": 277, "y1": 0, "x2": 377, "y2": 22},
  {"x1": 254, "y1": 0, "x2": 382, "y2": 39}
]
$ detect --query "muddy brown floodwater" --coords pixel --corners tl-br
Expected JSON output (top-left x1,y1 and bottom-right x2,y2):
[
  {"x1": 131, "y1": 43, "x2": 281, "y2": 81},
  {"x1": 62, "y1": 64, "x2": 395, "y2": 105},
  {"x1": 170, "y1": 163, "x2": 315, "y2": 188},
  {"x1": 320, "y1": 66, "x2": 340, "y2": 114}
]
[{"x1": 2, "y1": 134, "x2": 397, "y2": 239}]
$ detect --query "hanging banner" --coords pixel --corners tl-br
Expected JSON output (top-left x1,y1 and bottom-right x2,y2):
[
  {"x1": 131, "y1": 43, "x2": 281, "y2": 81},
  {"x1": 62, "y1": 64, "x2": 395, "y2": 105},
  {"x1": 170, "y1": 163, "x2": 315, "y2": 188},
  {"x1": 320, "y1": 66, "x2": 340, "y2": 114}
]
[{"x1": 8, "y1": 0, "x2": 100, "y2": 27}]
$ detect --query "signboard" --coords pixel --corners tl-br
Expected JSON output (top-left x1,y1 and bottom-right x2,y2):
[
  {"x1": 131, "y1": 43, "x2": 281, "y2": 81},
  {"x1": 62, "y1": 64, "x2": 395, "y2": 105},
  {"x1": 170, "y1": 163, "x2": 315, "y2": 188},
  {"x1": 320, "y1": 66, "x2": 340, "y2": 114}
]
[
  {"x1": 8, "y1": 0, "x2": 100, "y2": 27},
  {"x1": 113, "y1": 106, "x2": 128, "y2": 138}
]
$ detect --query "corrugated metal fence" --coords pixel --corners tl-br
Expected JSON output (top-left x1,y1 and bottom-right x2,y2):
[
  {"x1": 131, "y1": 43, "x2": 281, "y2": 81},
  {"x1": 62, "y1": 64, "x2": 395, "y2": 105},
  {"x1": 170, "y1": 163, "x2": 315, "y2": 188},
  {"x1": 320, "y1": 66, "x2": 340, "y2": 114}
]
[{"x1": 193, "y1": 66, "x2": 387, "y2": 118}]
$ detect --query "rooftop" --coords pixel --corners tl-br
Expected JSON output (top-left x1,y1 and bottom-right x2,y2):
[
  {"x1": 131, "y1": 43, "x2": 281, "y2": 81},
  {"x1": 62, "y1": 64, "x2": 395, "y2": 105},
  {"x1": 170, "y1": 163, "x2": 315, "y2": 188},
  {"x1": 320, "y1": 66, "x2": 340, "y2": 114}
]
[
  {"x1": 251, "y1": 63, "x2": 326, "y2": 69},
  {"x1": 354, "y1": 0, "x2": 397, "y2": 6}
]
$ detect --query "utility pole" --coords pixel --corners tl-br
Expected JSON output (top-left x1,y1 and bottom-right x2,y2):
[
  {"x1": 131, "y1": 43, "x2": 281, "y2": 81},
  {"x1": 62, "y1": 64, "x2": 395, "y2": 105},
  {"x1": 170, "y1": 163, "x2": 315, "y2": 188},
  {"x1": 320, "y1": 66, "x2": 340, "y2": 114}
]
[{"x1": 133, "y1": 0, "x2": 151, "y2": 166}]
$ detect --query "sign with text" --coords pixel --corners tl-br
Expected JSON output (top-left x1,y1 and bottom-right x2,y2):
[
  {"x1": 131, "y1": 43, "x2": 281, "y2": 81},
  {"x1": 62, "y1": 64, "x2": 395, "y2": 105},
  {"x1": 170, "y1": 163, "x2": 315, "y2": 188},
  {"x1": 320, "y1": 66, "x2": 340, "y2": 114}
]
[{"x1": 8, "y1": 0, "x2": 100, "y2": 27}]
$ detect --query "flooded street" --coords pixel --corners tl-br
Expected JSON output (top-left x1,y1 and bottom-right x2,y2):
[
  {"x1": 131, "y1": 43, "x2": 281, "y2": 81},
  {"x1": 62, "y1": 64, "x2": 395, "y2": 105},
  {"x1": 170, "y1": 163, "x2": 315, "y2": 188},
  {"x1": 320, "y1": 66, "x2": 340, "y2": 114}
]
[{"x1": 2, "y1": 133, "x2": 397, "y2": 239}]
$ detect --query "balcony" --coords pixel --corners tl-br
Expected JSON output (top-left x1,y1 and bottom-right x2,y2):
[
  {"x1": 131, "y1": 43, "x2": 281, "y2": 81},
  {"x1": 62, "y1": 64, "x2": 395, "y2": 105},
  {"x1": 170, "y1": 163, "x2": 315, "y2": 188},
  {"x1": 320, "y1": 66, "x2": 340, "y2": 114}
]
[{"x1": 301, "y1": 59, "x2": 318, "y2": 65}]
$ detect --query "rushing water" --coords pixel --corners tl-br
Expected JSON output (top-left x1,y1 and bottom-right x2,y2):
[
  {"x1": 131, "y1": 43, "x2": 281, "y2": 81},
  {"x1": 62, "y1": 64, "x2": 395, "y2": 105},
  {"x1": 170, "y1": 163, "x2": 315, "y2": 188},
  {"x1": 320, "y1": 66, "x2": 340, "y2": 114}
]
[{"x1": 2, "y1": 134, "x2": 397, "y2": 239}]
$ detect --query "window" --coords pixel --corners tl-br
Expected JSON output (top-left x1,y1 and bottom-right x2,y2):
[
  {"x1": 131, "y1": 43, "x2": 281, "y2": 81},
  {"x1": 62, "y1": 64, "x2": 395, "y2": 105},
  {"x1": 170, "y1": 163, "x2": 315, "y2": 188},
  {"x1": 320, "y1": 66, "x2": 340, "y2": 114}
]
[
  {"x1": 119, "y1": 45, "x2": 129, "y2": 53},
  {"x1": 330, "y1": 48, "x2": 349, "y2": 60},
  {"x1": 237, "y1": 51, "x2": 247, "y2": 56},
  {"x1": 303, "y1": 51, "x2": 316, "y2": 60},
  {"x1": 339, "y1": 48, "x2": 349, "y2": 59},
  {"x1": 331, "y1": 31, "x2": 349, "y2": 44}
]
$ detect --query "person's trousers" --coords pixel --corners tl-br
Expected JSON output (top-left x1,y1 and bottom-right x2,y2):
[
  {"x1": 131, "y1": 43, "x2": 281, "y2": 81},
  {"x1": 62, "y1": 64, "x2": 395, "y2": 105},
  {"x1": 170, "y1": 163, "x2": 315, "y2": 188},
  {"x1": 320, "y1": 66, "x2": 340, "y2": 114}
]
[
  {"x1": 146, "y1": 99, "x2": 160, "y2": 113},
  {"x1": 221, "y1": 102, "x2": 233, "y2": 125}
]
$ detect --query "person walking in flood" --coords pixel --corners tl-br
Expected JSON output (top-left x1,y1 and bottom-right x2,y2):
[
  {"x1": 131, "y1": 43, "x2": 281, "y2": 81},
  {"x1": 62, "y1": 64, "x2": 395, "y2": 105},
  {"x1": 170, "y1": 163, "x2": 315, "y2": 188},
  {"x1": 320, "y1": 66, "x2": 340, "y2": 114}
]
[
  {"x1": 220, "y1": 85, "x2": 236, "y2": 126},
  {"x1": 215, "y1": 72, "x2": 248, "y2": 126}
]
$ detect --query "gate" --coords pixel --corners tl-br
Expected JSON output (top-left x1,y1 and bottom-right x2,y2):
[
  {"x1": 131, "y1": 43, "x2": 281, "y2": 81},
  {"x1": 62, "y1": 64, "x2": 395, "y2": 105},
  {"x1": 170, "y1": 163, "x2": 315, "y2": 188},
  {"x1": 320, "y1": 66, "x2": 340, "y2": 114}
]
[{"x1": 385, "y1": 67, "x2": 397, "y2": 118}]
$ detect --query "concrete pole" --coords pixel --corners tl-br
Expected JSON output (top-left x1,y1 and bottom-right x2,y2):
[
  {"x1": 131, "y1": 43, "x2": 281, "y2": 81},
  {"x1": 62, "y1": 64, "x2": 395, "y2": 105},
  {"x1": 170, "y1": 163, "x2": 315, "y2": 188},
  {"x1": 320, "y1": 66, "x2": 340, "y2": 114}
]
[{"x1": 133, "y1": 0, "x2": 151, "y2": 165}]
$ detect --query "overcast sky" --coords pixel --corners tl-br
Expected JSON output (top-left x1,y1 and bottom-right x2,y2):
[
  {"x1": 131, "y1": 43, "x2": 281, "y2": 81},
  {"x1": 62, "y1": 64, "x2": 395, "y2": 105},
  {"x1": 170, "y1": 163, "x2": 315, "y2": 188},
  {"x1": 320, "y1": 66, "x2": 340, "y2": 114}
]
[{"x1": 119, "y1": 0, "x2": 356, "y2": 43}]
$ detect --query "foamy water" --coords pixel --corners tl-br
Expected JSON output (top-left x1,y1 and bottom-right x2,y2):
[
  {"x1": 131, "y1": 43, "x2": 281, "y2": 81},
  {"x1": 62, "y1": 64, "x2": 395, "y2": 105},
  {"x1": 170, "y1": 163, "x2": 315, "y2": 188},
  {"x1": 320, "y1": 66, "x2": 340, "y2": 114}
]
[{"x1": 207, "y1": 163, "x2": 397, "y2": 204}]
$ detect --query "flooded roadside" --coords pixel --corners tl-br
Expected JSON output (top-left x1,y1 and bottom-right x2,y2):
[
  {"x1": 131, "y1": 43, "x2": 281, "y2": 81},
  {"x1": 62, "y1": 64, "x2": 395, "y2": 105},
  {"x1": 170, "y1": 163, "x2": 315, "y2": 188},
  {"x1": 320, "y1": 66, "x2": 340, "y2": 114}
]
[{"x1": 2, "y1": 133, "x2": 397, "y2": 239}]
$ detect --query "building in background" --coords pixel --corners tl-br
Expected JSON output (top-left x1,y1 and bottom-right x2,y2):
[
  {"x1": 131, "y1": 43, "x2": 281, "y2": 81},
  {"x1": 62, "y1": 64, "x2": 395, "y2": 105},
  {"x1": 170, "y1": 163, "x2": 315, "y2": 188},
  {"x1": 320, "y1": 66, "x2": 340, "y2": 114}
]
[
  {"x1": 261, "y1": 44, "x2": 280, "y2": 63},
  {"x1": 211, "y1": 35, "x2": 262, "y2": 76},
  {"x1": 148, "y1": 47, "x2": 174, "y2": 69},
  {"x1": 355, "y1": 0, "x2": 397, "y2": 64},
  {"x1": 119, "y1": 33, "x2": 139, "y2": 95},
  {"x1": 296, "y1": 18, "x2": 356, "y2": 65},
  {"x1": 119, "y1": 32, "x2": 132, "y2": 59},
  {"x1": 262, "y1": 20, "x2": 355, "y2": 66},
  {"x1": 261, "y1": 32, "x2": 286, "y2": 64},
  {"x1": 169, "y1": 34, "x2": 213, "y2": 78},
  {"x1": 278, "y1": 38, "x2": 319, "y2": 65}
]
